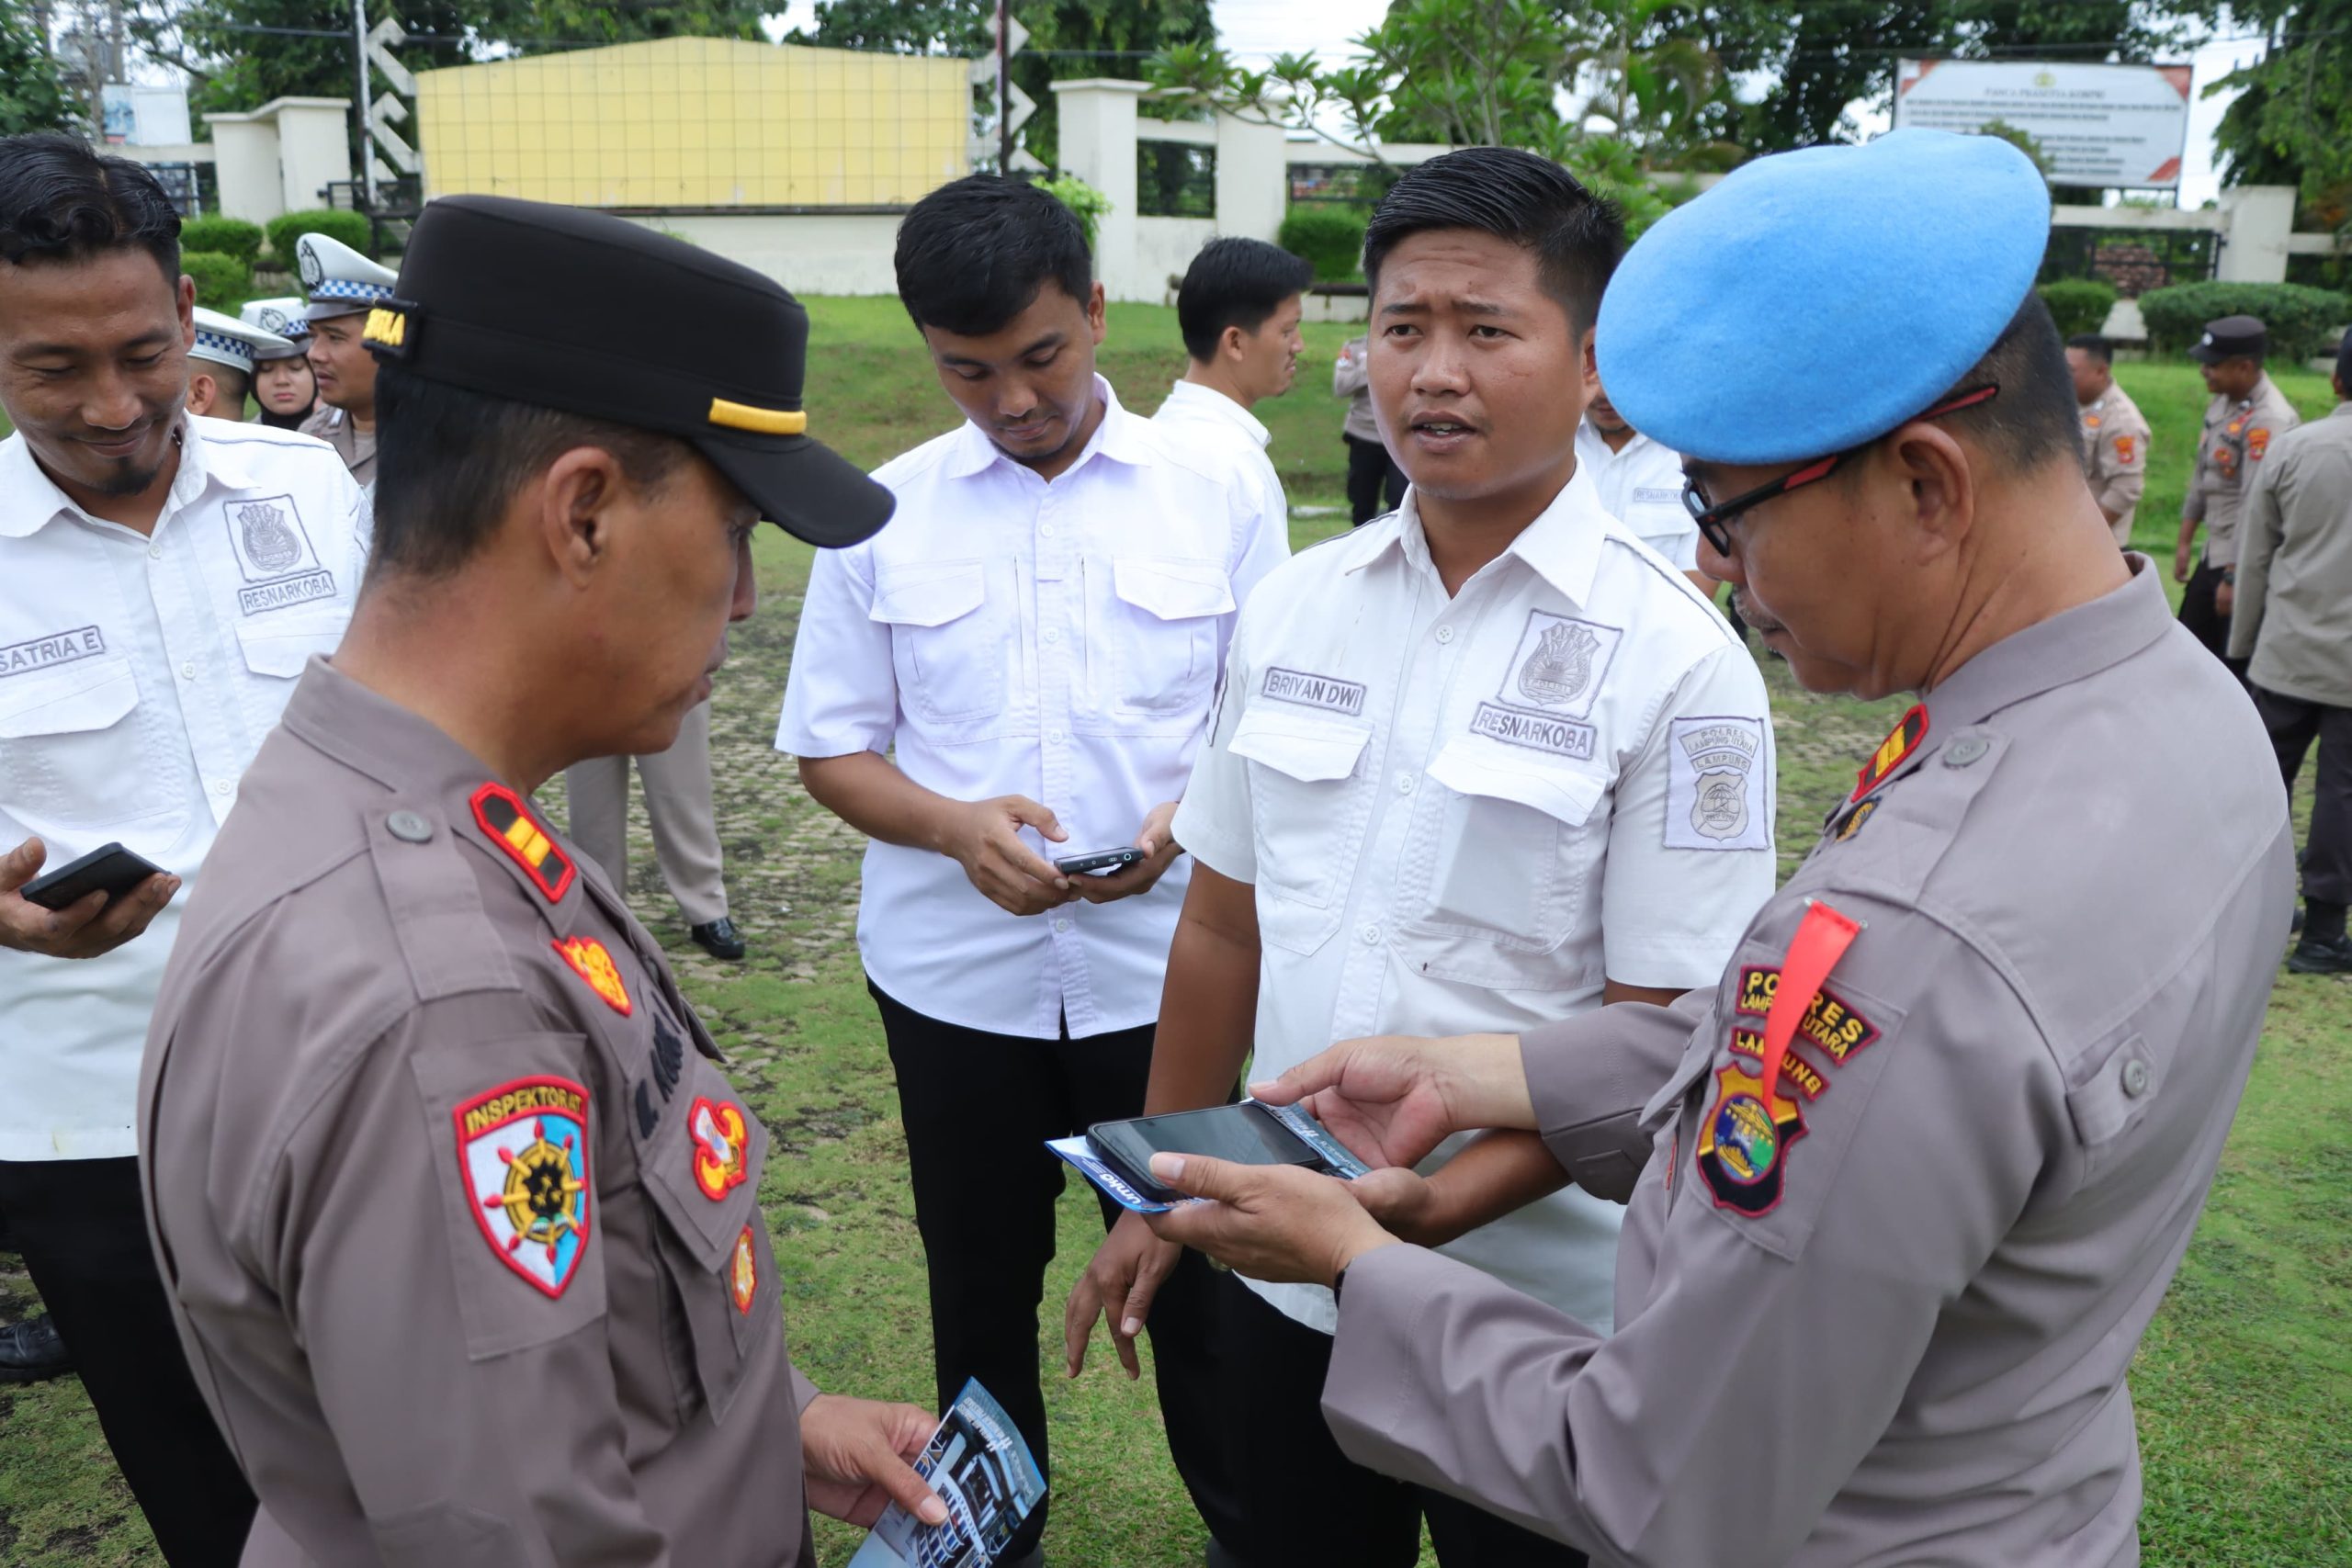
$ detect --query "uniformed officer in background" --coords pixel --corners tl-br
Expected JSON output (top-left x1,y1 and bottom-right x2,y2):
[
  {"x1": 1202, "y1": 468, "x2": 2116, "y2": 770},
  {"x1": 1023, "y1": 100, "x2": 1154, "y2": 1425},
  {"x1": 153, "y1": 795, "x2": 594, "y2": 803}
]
[
  {"x1": 240, "y1": 299, "x2": 318, "y2": 430},
  {"x1": 565, "y1": 701, "x2": 748, "y2": 960},
  {"x1": 140, "y1": 195, "x2": 955, "y2": 1564},
  {"x1": 1133, "y1": 128, "x2": 2291, "y2": 1566},
  {"x1": 2065, "y1": 333, "x2": 2151, "y2": 549},
  {"x1": 2231, "y1": 335, "x2": 2352, "y2": 974},
  {"x1": 1574, "y1": 375, "x2": 1713, "y2": 592},
  {"x1": 295, "y1": 232, "x2": 397, "y2": 485},
  {"x1": 2176, "y1": 313, "x2": 2300, "y2": 666},
  {"x1": 183, "y1": 305, "x2": 297, "y2": 421}
]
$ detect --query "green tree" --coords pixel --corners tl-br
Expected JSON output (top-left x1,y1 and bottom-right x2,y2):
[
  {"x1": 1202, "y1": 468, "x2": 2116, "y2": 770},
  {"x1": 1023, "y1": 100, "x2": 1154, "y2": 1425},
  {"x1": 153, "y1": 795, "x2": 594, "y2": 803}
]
[
  {"x1": 795, "y1": 0, "x2": 1217, "y2": 168},
  {"x1": 0, "y1": 7, "x2": 81, "y2": 137},
  {"x1": 2210, "y1": 1, "x2": 2352, "y2": 236}
]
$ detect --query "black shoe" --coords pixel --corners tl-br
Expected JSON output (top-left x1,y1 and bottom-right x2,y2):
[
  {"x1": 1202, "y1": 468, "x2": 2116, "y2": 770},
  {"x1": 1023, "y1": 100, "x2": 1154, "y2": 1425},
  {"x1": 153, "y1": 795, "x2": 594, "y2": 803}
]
[
  {"x1": 2287, "y1": 933, "x2": 2352, "y2": 975},
  {"x1": 690, "y1": 918, "x2": 745, "y2": 961},
  {"x1": 0, "y1": 1314, "x2": 71, "y2": 1383}
]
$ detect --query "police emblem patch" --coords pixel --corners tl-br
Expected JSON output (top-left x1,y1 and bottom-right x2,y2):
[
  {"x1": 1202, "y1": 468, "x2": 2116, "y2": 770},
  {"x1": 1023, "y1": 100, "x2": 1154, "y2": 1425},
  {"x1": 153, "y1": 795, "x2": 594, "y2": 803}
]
[
  {"x1": 2113, "y1": 434, "x2": 2136, "y2": 464},
  {"x1": 1695, "y1": 1066, "x2": 1805, "y2": 1216},
  {"x1": 730, "y1": 1224, "x2": 758, "y2": 1314},
  {"x1": 1834, "y1": 797, "x2": 1879, "y2": 842},
  {"x1": 689, "y1": 1098, "x2": 751, "y2": 1201},
  {"x1": 454, "y1": 1076, "x2": 594, "y2": 1299},
  {"x1": 2248, "y1": 426, "x2": 2271, "y2": 460},
  {"x1": 1665, "y1": 716, "x2": 1769, "y2": 851},
  {"x1": 223, "y1": 494, "x2": 318, "y2": 583},
  {"x1": 553, "y1": 935, "x2": 632, "y2": 1016},
  {"x1": 1498, "y1": 612, "x2": 1621, "y2": 721}
]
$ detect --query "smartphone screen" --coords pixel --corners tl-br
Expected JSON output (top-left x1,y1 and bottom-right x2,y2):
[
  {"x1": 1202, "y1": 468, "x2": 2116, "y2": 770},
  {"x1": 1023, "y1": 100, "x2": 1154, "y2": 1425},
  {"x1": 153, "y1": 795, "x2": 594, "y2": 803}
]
[{"x1": 1090, "y1": 1103, "x2": 1318, "y2": 1194}]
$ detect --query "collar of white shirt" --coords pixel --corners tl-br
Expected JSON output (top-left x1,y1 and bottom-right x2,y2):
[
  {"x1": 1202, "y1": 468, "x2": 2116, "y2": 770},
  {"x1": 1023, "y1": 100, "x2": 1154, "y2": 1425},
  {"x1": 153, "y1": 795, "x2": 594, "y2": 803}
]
[
  {"x1": 0, "y1": 414, "x2": 251, "y2": 539},
  {"x1": 1575, "y1": 416, "x2": 1655, "y2": 468},
  {"x1": 1336, "y1": 462, "x2": 1609, "y2": 607},
  {"x1": 940, "y1": 373, "x2": 1159, "y2": 479},
  {"x1": 1158, "y1": 378, "x2": 1272, "y2": 450}
]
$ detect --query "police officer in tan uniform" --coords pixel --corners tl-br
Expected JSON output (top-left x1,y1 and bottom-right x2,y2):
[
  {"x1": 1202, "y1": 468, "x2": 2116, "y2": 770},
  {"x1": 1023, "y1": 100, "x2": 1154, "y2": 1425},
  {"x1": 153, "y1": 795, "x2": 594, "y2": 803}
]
[
  {"x1": 2065, "y1": 333, "x2": 2151, "y2": 547},
  {"x1": 2176, "y1": 314, "x2": 2301, "y2": 666},
  {"x1": 294, "y1": 233, "x2": 394, "y2": 487},
  {"x1": 138, "y1": 196, "x2": 956, "y2": 1564},
  {"x1": 1124, "y1": 130, "x2": 2291, "y2": 1566}
]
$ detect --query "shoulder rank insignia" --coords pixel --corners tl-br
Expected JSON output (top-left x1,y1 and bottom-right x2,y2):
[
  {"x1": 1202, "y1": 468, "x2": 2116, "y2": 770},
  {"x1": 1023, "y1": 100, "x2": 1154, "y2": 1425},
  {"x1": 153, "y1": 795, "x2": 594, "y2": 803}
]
[
  {"x1": 689, "y1": 1098, "x2": 751, "y2": 1201},
  {"x1": 1852, "y1": 703, "x2": 1927, "y2": 802},
  {"x1": 553, "y1": 935, "x2": 632, "y2": 1016},
  {"x1": 455, "y1": 1076, "x2": 593, "y2": 1298},
  {"x1": 470, "y1": 782, "x2": 575, "y2": 902},
  {"x1": 730, "y1": 1224, "x2": 758, "y2": 1314}
]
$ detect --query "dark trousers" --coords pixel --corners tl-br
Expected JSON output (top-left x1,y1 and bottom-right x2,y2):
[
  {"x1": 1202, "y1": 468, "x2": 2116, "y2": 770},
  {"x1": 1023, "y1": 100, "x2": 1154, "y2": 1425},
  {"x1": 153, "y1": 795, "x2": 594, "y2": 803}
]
[
  {"x1": 0, "y1": 1156, "x2": 255, "y2": 1566},
  {"x1": 1199, "y1": 1265, "x2": 1587, "y2": 1568},
  {"x1": 2178, "y1": 561, "x2": 2245, "y2": 678},
  {"x1": 2253, "y1": 685, "x2": 2352, "y2": 908},
  {"x1": 870, "y1": 983, "x2": 1238, "y2": 1556},
  {"x1": 1344, "y1": 434, "x2": 1408, "y2": 525}
]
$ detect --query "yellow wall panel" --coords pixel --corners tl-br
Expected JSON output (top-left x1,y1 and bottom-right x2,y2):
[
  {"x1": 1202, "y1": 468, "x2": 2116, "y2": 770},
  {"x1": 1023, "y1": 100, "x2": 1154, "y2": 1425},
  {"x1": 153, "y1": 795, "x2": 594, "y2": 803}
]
[{"x1": 415, "y1": 38, "x2": 971, "y2": 208}]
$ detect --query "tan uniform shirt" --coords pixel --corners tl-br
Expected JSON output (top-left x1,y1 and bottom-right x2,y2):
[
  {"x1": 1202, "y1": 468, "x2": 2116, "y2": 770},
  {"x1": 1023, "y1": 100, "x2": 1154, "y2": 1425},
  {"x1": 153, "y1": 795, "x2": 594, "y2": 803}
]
[
  {"x1": 1321, "y1": 561, "x2": 2291, "y2": 1566},
  {"x1": 140, "y1": 661, "x2": 820, "y2": 1567},
  {"x1": 2078, "y1": 381, "x2": 2151, "y2": 547},
  {"x1": 1334, "y1": 337, "x2": 1381, "y2": 444},
  {"x1": 299, "y1": 403, "x2": 378, "y2": 489},
  {"x1": 2230, "y1": 401, "x2": 2352, "y2": 705},
  {"x1": 2184, "y1": 373, "x2": 2300, "y2": 568}
]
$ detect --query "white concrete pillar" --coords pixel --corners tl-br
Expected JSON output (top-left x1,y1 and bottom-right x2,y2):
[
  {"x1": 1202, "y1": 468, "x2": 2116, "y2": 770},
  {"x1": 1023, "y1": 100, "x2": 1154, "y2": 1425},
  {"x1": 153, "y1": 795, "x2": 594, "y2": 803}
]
[
  {"x1": 1051, "y1": 78, "x2": 1150, "y2": 301},
  {"x1": 2217, "y1": 186, "x2": 2297, "y2": 285},
  {"x1": 273, "y1": 100, "x2": 356, "y2": 212},
  {"x1": 1213, "y1": 108, "x2": 1287, "y2": 244},
  {"x1": 204, "y1": 113, "x2": 282, "y2": 224}
]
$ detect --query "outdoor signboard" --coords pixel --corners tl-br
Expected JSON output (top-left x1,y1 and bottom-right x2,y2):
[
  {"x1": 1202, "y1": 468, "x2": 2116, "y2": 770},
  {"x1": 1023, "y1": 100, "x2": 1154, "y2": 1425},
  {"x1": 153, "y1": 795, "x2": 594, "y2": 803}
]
[{"x1": 1892, "y1": 59, "x2": 2194, "y2": 188}]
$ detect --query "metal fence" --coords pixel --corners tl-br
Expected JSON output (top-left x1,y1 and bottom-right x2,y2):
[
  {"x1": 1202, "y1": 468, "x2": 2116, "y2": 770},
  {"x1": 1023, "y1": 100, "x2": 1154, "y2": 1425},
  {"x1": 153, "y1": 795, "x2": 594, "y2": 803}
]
[{"x1": 2039, "y1": 226, "x2": 2219, "y2": 298}]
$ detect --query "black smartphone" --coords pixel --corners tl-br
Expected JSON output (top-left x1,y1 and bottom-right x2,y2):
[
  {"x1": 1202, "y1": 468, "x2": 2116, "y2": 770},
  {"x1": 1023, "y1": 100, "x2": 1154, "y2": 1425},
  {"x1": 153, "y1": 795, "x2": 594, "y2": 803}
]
[
  {"x1": 1088, "y1": 1103, "x2": 1321, "y2": 1203},
  {"x1": 19, "y1": 841, "x2": 168, "y2": 911},
  {"x1": 1055, "y1": 846, "x2": 1146, "y2": 876}
]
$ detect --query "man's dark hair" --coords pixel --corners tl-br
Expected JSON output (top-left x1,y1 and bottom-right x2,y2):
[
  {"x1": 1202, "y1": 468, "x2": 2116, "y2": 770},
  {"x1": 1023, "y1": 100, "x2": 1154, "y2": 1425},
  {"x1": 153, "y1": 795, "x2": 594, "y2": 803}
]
[
  {"x1": 2335, "y1": 333, "x2": 2350, "y2": 391},
  {"x1": 1928, "y1": 292, "x2": 2080, "y2": 474},
  {"x1": 896, "y1": 175, "x2": 1091, "y2": 337},
  {"x1": 1177, "y1": 237, "x2": 1314, "y2": 361},
  {"x1": 2067, "y1": 333, "x2": 2112, "y2": 365},
  {"x1": 1362, "y1": 147, "x2": 1623, "y2": 334},
  {"x1": 369, "y1": 363, "x2": 689, "y2": 580},
  {"x1": 200, "y1": 365, "x2": 252, "y2": 411},
  {"x1": 0, "y1": 131, "x2": 181, "y2": 278}
]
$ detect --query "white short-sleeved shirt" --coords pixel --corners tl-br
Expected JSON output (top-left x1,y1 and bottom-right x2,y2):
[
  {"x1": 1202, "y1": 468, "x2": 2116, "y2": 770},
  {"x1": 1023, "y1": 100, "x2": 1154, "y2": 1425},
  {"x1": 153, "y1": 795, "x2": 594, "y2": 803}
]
[
  {"x1": 1173, "y1": 468, "x2": 1774, "y2": 1332},
  {"x1": 1576, "y1": 419, "x2": 1701, "y2": 570},
  {"x1": 1152, "y1": 379, "x2": 1289, "y2": 539},
  {"x1": 0, "y1": 417, "x2": 368, "y2": 1160},
  {"x1": 776, "y1": 377, "x2": 1288, "y2": 1039}
]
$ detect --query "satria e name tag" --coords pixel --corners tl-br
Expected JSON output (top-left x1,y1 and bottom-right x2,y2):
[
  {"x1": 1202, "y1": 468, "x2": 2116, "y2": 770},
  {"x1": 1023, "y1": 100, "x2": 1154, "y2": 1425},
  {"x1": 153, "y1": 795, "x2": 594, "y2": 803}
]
[
  {"x1": 0, "y1": 626, "x2": 105, "y2": 679},
  {"x1": 1261, "y1": 667, "x2": 1366, "y2": 716}
]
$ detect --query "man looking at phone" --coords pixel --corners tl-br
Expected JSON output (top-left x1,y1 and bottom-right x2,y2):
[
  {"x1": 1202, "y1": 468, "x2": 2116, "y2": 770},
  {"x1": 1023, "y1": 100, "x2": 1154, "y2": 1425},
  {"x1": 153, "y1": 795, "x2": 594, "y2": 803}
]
[
  {"x1": 777, "y1": 174, "x2": 1286, "y2": 1562},
  {"x1": 0, "y1": 132, "x2": 368, "y2": 1563},
  {"x1": 1065, "y1": 148, "x2": 1775, "y2": 1568}
]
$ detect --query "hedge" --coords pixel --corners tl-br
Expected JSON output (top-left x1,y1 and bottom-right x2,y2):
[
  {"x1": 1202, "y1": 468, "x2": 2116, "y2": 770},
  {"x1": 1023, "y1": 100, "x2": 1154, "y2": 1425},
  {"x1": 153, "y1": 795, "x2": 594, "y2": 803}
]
[
  {"x1": 180, "y1": 251, "x2": 251, "y2": 310},
  {"x1": 180, "y1": 215, "x2": 264, "y2": 268},
  {"x1": 2135, "y1": 280, "x2": 2352, "y2": 361},
  {"x1": 2036, "y1": 278, "x2": 2118, "y2": 339},
  {"x1": 265, "y1": 209, "x2": 374, "y2": 268},
  {"x1": 1278, "y1": 206, "x2": 1366, "y2": 283}
]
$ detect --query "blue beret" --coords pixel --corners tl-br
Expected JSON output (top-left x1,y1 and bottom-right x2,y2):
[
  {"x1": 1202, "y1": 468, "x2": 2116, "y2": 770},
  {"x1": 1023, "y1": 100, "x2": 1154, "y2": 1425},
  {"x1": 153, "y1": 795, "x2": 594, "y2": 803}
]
[{"x1": 1596, "y1": 128, "x2": 2050, "y2": 466}]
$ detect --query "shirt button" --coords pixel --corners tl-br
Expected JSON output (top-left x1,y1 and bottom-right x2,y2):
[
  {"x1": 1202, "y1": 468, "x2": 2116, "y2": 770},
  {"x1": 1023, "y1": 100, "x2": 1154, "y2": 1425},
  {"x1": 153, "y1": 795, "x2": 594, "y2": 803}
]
[
  {"x1": 178, "y1": 660, "x2": 197, "y2": 681},
  {"x1": 1944, "y1": 736, "x2": 1991, "y2": 767},
  {"x1": 1435, "y1": 626, "x2": 1455, "y2": 645},
  {"x1": 148, "y1": 544, "x2": 164, "y2": 561},
  {"x1": 1043, "y1": 627, "x2": 1060, "y2": 645},
  {"x1": 212, "y1": 780, "x2": 232, "y2": 797},
  {"x1": 1040, "y1": 523, "x2": 1057, "y2": 538},
  {"x1": 1396, "y1": 773, "x2": 1416, "y2": 795},
  {"x1": 1054, "y1": 918, "x2": 1072, "y2": 933},
  {"x1": 2120, "y1": 1059, "x2": 2151, "y2": 1098},
  {"x1": 1048, "y1": 728, "x2": 1067, "y2": 744},
  {"x1": 1360, "y1": 922, "x2": 1382, "y2": 945},
  {"x1": 387, "y1": 810, "x2": 435, "y2": 844}
]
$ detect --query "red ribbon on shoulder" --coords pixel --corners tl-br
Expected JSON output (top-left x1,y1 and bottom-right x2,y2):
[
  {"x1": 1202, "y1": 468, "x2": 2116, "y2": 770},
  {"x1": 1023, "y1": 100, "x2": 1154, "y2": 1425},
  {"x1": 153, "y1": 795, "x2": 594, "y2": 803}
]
[{"x1": 1755, "y1": 901, "x2": 1863, "y2": 1113}]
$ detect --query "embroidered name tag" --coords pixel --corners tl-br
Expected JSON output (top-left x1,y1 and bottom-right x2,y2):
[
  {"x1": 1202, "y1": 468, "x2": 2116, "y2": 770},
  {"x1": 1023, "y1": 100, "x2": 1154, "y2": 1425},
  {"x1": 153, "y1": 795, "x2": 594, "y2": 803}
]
[
  {"x1": 1261, "y1": 667, "x2": 1367, "y2": 716},
  {"x1": 0, "y1": 626, "x2": 105, "y2": 679},
  {"x1": 1632, "y1": 485, "x2": 1683, "y2": 507},
  {"x1": 1468, "y1": 702, "x2": 1595, "y2": 759},
  {"x1": 238, "y1": 570, "x2": 336, "y2": 616}
]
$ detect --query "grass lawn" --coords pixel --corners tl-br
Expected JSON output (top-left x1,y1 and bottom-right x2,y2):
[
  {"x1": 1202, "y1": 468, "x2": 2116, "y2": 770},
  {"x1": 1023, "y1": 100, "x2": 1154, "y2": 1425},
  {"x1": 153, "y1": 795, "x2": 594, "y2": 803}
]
[{"x1": 0, "y1": 303, "x2": 2346, "y2": 1565}]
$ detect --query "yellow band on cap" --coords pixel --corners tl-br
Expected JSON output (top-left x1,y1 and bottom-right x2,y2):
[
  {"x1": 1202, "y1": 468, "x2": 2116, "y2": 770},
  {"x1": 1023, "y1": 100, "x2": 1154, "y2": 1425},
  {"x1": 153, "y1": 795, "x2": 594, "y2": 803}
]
[{"x1": 707, "y1": 397, "x2": 808, "y2": 435}]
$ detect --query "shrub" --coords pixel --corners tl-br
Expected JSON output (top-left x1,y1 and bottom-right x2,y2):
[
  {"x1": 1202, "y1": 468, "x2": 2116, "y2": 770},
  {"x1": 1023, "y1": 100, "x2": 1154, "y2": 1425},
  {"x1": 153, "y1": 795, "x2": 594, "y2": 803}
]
[
  {"x1": 1035, "y1": 174, "x2": 1111, "y2": 254},
  {"x1": 179, "y1": 214, "x2": 264, "y2": 268},
  {"x1": 2135, "y1": 280, "x2": 2352, "y2": 361},
  {"x1": 180, "y1": 250, "x2": 251, "y2": 310},
  {"x1": 2036, "y1": 278, "x2": 2119, "y2": 338},
  {"x1": 265, "y1": 209, "x2": 374, "y2": 268},
  {"x1": 1278, "y1": 205, "x2": 1366, "y2": 283}
]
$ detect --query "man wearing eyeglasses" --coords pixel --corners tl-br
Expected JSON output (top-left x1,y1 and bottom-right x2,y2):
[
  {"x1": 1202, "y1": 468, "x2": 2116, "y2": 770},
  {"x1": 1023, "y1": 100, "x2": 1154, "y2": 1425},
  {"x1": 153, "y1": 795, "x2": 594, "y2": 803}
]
[
  {"x1": 1122, "y1": 129, "x2": 2290, "y2": 1565},
  {"x1": 1064, "y1": 146, "x2": 1774, "y2": 1568}
]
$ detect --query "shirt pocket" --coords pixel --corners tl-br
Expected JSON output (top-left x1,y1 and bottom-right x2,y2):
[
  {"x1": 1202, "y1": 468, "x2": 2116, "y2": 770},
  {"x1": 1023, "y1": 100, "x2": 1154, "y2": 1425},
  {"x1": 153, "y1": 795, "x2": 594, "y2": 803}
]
[
  {"x1": 638, "y1": 1055, "x2": 779, "y2": 1425},
  {"x1": 1102, "y1": 557, "x2": 1235, "y2": 718},
  {"x1": 1402, "y1": 736, "x2": 1609, "y2": 990},
  {"x1": 234, "y1": 610, "x2": 347, "y2": 679},
  {"x1": 0, "y1": 655, "x2": 179, "y2": 844},
  {"x1": 871, "y1": 559, "x2": 1007, "y2": 725},
  {"x1": 1229, "y1": 705, "x2": 1374, "y2": 955}
]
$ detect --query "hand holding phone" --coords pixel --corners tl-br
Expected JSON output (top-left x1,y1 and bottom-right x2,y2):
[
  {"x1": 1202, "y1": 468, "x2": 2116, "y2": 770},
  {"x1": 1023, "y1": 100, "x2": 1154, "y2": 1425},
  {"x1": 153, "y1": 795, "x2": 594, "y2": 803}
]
[
  {"x1": 1065, "y1": 802, "x2": 1182, "y2": 908},
  {"x1": 0, "y1": 837, "x2": 179, "y2": 960}
]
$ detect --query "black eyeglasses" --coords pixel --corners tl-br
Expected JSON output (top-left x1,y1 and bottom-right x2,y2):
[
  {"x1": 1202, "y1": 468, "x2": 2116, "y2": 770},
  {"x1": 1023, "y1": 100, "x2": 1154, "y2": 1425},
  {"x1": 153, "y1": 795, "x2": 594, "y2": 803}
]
[{"x1": 1680, "y1": 384, "x2": 2002, "y2": 557}]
